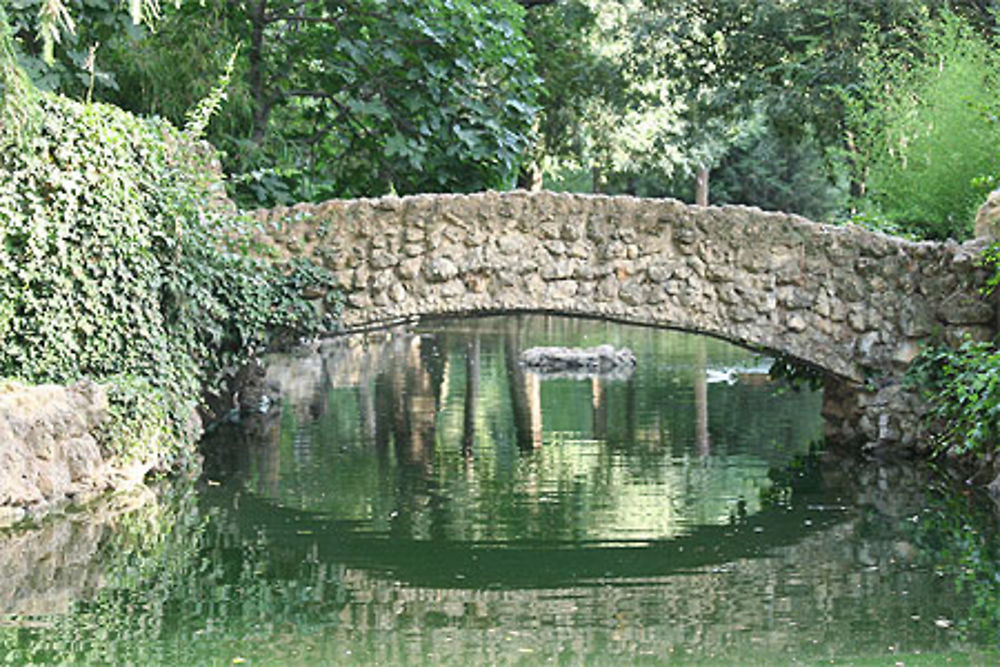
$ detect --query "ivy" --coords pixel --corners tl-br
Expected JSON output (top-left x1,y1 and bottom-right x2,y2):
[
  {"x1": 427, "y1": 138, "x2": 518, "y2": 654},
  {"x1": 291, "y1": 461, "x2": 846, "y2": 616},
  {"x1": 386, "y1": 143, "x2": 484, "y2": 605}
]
[
  {"x1": 0, "y1": 35, "x2": 336, "y2": 463},
  {"x1": 980, "y1": 241, "x2": 1000, "y2": 298},
  {"x1": 906, "y1": 338, "x2": 1000, "y2": 458},
  {"x1": 903, "y1": 240, "x2": 1000, "y2": 460}
]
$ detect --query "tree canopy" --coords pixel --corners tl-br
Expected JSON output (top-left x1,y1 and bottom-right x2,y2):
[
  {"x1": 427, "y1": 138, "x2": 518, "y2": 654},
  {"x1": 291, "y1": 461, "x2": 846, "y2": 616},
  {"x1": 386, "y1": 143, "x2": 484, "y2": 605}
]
[
  {"x1": 8, "y1": 0, "x2": 1000, "y2": 236},
  {"x1": 10, "y1": 0, "x2": 540, "y2": 205}
]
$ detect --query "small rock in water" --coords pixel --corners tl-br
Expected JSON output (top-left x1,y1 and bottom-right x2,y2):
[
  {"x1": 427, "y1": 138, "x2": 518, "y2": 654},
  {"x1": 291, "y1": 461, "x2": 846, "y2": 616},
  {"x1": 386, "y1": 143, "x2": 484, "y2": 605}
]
[{"x1": 520, "y1": 344, "x2": 637, "y2": 374}]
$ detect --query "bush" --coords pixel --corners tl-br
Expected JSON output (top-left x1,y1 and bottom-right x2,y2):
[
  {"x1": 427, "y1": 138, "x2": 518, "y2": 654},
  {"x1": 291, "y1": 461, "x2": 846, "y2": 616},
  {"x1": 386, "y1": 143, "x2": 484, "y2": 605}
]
[
  {"x1": 907, "y1": 335, "x2": 1000, "y2": 458},
  {"x1": 853, "y1": 13, "x2": 1000, "y2": 240},
  {"x1": 0, "y1": 15, "x2": 334, "y2": 462}
]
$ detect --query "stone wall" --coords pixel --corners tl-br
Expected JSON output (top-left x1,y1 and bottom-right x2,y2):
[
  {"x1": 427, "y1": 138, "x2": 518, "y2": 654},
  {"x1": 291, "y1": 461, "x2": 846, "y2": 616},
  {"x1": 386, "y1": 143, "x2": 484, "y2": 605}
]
[
  {"x1": 252, "y1": 190, "x2": 995, "y2": 385},
  {"x1": 0, "y1": 381, "x2": 152, "y2": 525}
]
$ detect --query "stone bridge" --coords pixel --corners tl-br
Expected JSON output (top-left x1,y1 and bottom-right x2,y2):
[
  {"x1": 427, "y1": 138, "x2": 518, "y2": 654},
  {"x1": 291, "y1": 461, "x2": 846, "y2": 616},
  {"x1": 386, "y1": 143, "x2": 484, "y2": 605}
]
[{"x1": 251, "y1": 191, "x2": 996, "y2": 448}]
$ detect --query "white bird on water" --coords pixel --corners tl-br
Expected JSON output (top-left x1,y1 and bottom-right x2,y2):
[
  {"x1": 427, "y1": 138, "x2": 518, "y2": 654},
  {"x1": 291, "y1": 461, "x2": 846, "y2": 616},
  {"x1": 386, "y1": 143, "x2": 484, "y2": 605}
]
[{"x1": 705, "y1": 368, "x2": 738, "y2": 385}]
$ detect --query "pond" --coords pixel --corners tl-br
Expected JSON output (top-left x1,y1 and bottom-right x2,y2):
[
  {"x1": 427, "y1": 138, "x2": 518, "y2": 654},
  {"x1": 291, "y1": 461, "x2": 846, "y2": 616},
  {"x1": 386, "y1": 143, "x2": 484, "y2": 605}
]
[{"x1": 1, "y1": 314, "x2": 998, "y2": 665}]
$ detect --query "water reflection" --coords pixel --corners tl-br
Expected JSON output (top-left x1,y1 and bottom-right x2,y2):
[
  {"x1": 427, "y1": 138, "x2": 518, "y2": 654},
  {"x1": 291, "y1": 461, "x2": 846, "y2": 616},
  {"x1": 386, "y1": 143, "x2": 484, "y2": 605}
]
[
  {"x1": 2, "y1": 316, "x2": 998, "y2": 664},
  {"x1": 2, "y1": 457, "x2": 995, "y2": 664},
  {"x1": 221, "y1": 315, "x2": 824, "y2": 544}
]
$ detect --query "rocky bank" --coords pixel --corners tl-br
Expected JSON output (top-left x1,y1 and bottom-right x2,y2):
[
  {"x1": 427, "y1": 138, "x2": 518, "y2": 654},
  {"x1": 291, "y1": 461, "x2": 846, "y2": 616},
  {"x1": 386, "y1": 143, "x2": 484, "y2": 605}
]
[{"x1": 0, "y1": 380, "x2": 154, "y2": 527}]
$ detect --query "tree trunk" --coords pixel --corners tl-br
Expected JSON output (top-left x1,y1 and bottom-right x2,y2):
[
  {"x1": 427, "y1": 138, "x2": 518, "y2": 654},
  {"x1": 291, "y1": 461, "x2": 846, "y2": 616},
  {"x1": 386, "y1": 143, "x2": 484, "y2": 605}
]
[
  {"x1": 695, "y1": 165, "x2": 710, "y2": 206},
  {"x1": 844, "y1": 130, "x2": 867, "y2": 214},
  {"x1": 462, "y1": 336, "x2": 480, "y2": 458},
  {"x1": 248, "y1": 0, "x2": 271, "y2": 144},
  {"x1": 517, "y1": 162, "x2": 544, "y2": 191},
  {"x1": 693, "y1": 338, "x2": 710, "y2": 457}
]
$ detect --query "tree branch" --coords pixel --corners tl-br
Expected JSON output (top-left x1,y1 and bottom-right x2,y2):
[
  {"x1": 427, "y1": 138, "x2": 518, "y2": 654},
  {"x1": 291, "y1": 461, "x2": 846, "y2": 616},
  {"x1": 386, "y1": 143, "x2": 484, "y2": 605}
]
[{"x1": 516, "y1": 0, "x2": 560, "y2": 9}]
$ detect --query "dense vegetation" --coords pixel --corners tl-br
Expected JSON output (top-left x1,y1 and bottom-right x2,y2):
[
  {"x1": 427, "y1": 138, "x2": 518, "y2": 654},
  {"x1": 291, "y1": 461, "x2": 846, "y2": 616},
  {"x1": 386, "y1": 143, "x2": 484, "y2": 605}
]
[
  {"x1": 8, "y1": 1, "x2": 998, "y2": 224},
  {"x1": 7, "y1": 0, "x2": 541, "y2": 205},
  {"x1": 1, "y1": 1, "x2": 1000, "y2": 655},
  {"x1": 0, "y1": 10, "x2": 333, "y2": 463}
]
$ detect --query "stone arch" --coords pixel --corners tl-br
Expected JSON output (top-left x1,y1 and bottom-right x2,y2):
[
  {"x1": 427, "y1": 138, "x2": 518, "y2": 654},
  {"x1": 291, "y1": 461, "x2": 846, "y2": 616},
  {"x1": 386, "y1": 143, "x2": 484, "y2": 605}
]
[{"x1": 253, "y1": 190, "x2": 995, "y2": 385}]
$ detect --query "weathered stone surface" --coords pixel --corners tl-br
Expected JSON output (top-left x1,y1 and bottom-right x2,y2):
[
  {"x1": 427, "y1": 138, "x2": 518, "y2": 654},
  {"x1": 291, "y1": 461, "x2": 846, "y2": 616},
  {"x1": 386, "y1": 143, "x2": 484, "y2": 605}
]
[
  {"x1": 425, "y1": 257, "x2": 459, "y2": 283},
  {"x1": 249, "y1": 191, "x2": 995, "y2": 384},
  {"x1": 975, "y1": 188, "x2": 1000, "y2": 241},
  {"x1": 0, "y1": 381, "x2": 157, "y2": 524}
]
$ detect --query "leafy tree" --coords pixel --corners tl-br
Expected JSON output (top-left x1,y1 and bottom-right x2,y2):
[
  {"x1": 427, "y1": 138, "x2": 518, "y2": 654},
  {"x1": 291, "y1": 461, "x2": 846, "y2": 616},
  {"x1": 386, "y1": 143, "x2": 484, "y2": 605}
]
[
  {"x1": 95, "y1": 0, "x2": 540, "y2": 204},
  {"x1": 709, "y1": 117, "x2": 846, "y2": 220},
  {"x1": 526, "y1": 1, "x2": 709, "y2": 196},
  {"x1": 630, "y1": 1, "x2": 938, "y2": 204},
  {"x1": 519, "y1": 0, "x2": 609, "y2": 189}
]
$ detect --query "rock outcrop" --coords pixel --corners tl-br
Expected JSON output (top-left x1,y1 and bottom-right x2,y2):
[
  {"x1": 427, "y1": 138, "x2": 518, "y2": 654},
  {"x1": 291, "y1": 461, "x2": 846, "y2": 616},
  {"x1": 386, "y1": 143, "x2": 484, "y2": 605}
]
[
  {"x1": 0, "y1": 380, "x2": 150, "y2": 526},
  {"x1": 975, "y1": 189, "x2": 1000, "y2": 241}
]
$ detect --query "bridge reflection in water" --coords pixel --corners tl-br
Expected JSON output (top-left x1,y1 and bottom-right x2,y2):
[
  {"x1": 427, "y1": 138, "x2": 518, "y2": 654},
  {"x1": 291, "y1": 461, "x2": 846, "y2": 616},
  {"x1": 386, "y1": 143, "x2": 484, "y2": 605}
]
[
  {"x1": 187, "y1": 315, "x2": 985, "y2": 662},
  {"x1": 1, "y1": 315, "x2": 988, "y2": 664}
]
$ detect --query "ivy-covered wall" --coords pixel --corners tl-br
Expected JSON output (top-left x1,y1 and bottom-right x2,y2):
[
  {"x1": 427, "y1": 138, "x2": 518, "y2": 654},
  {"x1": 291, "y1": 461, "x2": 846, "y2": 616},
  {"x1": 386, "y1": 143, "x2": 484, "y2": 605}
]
[{"x1": 0, "y1": 11, "x2": 334, "y2": 516}]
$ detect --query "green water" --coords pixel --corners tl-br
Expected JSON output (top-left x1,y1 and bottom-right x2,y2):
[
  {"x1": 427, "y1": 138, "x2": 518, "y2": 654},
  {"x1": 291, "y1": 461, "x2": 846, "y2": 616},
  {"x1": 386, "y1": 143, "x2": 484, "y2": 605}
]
[{"x1": 2, "y1": 315, "x2": 998, "y2": 665}]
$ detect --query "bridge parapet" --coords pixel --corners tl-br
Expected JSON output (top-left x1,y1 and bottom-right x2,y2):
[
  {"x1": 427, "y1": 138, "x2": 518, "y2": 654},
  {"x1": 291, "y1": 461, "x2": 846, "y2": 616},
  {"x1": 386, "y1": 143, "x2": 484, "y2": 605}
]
[{"x1": 252, "y1": 190, "x2": 995, "y2": 387}]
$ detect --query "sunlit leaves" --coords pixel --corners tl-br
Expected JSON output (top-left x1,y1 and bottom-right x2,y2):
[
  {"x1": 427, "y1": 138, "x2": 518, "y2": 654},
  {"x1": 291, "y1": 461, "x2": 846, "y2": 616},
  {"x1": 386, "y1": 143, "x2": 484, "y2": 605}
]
[
  {"x1": 849, "y1": 12, "x2": 1000, "y2": 240},
  {"x1": 79, "y1": 0, "x2": 539, "y2": 203},
  {"x1": 30, "y1": 0, "x2": 167, "y2": 64}
]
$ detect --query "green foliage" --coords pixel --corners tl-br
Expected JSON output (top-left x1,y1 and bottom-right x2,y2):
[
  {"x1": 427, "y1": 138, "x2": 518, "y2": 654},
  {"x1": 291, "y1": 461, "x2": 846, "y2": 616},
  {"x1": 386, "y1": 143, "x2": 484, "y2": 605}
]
[
  {"x1": 697, "y1": 119, "x2": 847, "y2": 219},
  {"x1": 767, "y1": 353, "x2": 826, "y2": 392},
  {"x1": 182, "y1": 43, "x2": 238, "y2": 141},
  {"x1": 0, "y1": 5, "x2": 40, "y2": 141},
  {"x1": 851, "y1": 13, "x2": 1000, "y2": 240},
  {"x1": 5, "y1": 0, "x2": 136, "y2": 97},
  {"x1": 906, "y1": 338, "x2": 1000, "y2": 457},
  {"x1": 0, "y1": 51, "x2": 334, "y2": 460},
  {"x1": 100, "y1": 0, "x2": 539, "y2": 205},
  {"x1": 98, "y1": 375, "x2": 187, "y2": 463},
  {"x1": 844, "y1": 209, "x2": 922, "y2": 240},
  {"x1": 522, "y1": 1, "x2": 607, "y2": 171},
  {"x1": 629, "y1": 0, "x2": 933, "y2": 198},
  {"x1": 981, "y1": 242, "x2": 1000, "y2": 297}
]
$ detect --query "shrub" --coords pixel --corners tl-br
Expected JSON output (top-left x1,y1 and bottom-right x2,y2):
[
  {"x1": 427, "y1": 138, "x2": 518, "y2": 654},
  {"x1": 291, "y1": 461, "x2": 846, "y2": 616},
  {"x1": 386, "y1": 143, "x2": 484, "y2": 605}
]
[{"x1": 853, "y1": 13, "x2": 1000, "y2": 240}]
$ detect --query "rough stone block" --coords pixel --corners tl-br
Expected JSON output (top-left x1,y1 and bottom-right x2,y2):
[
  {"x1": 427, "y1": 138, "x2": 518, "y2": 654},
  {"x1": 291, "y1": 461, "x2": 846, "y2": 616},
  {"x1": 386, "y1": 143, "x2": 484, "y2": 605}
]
[{"x1": 425, "y1": 257, "x2": 458, "y2": 283}]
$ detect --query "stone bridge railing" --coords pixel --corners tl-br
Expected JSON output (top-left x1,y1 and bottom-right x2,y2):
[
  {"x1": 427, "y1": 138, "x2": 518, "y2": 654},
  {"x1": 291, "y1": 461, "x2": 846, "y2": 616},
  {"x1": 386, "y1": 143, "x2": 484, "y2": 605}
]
[{"x1": 252, "y1": 191, "x2": 995, "y2": 382}]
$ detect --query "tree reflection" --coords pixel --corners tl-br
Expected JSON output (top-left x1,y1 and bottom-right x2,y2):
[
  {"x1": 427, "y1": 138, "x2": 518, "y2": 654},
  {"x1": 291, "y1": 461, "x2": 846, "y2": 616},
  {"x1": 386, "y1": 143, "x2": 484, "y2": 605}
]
[
  {"x1": 694, "y1": 337, "x2": 710, "y2": 457},
  {"x1": 463, "y1": 335, "x2": 480, "y2": 459},
  {"x1": 5, "y1": 317, "x2": 998, "y2": 664},
  {"x1": 204, "y1": 315, "x2": 830, "y2": 544},
  {"x1": 504, "y1": 326, "x2": 543, "y2": 451},
  {"x1": 5, "y1": 453, "x2": 990, "y2": 665}
]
